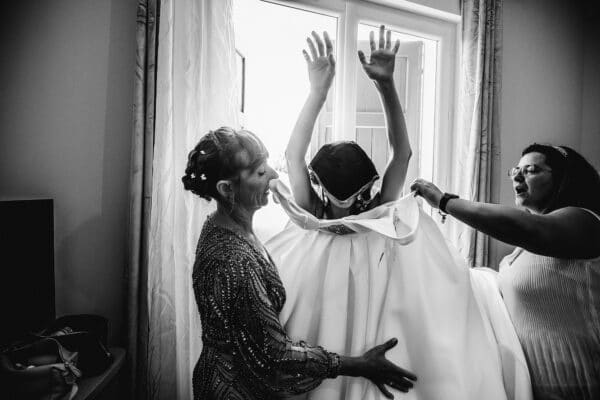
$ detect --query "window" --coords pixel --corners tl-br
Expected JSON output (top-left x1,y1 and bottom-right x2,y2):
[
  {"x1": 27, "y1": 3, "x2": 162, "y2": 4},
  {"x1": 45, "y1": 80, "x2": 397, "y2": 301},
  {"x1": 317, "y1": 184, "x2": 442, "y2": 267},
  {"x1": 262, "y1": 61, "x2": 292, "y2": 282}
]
[
  {"x1": 233, "y1": 0, "x2": 337, "y2": 173},
  {"x1": 233, "y1": 0, "x2": 459, "y2": 236}
]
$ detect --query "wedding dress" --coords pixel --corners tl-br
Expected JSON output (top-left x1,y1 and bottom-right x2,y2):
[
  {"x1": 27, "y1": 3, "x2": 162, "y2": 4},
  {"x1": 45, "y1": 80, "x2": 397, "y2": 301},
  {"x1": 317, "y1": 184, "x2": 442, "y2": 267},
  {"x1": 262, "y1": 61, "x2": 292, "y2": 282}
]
[{"x1": 265, "y1": 179, "x2": 532, "y2": 400}]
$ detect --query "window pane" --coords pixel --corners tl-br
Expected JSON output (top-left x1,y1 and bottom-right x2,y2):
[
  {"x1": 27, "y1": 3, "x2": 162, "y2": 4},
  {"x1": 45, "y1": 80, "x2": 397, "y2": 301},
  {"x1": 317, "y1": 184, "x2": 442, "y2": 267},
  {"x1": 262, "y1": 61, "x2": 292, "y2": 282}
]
[
  {"x1": 233, "y1": 0, "x2": 337, "y2": 241},
  {"x1": 233, "y1": 0, "x2": 337, "y2": 172},
  {"x1": 355, "y1": 23, "x2": 437, "y2": 192}
]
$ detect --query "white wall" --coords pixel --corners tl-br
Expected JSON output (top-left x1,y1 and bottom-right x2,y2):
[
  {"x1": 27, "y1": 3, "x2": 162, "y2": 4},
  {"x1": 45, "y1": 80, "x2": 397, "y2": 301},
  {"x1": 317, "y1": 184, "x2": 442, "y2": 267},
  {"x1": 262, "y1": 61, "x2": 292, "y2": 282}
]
[
  {"x1": 0, "y1": 0, "x2": 137, "y2": 343},
  {"x1": 490, "y1": 0, "x2": 594, "y2": 266}
]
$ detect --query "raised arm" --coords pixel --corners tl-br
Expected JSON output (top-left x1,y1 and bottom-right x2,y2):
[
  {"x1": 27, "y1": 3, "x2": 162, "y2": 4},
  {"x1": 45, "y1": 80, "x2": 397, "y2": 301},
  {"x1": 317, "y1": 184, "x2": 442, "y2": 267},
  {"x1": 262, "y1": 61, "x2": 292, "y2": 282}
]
[
  {"x1": 410, "y1": 179, "x2": 600, "y2": 259},
  {"x1": 359, "y1": 26, "x2": 412, "y2": 203},
  {"x1": 286, "y1": 31, "x2": 335, "y2": 213}
]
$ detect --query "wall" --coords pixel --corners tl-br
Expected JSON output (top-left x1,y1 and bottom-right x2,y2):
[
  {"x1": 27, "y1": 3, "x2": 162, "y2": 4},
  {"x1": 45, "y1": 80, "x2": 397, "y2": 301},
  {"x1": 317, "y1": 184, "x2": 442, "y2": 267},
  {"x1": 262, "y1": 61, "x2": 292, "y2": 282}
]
[
  {"x1": 491, "y1": 0, "x2": 594, "y2": 266},
  {"x1": 580, "y1": 3, "x2": 600, "y2": 171},
  {"x1": 0, "y1": 0, "x2": 137, "y2": 344}
]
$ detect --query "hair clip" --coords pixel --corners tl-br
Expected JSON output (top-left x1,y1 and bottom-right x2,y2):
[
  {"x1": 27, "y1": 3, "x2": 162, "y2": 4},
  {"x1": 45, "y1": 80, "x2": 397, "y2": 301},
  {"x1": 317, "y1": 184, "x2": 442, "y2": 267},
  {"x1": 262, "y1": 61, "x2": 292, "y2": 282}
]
[
  {"x1": 200, "y1": 150, "x2": 206, "y2": 155},
  {"x1": 200, "y1": 173, "x2": 207, "y2": 181},
  {"x1": 553, "y1": 146, "x2": 567, "y2": 158}
]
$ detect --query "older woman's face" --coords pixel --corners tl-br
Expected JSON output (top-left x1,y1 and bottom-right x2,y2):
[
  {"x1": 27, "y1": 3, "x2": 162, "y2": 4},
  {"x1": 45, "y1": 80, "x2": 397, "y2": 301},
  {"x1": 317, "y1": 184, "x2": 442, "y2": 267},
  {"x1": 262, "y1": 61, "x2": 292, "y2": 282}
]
[
  {"x1": 512, "y1": 152, "x2": 555, "y2": 214},
  {"x1": 236, "y1": 160, "x2": 279, "y2": 211}
]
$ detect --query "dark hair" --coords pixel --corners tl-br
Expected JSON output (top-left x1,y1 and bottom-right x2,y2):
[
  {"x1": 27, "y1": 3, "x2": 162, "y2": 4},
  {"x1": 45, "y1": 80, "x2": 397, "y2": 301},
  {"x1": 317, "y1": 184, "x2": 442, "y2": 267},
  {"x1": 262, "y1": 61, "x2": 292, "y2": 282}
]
[
  {"x1": 309, "y1": 141, "x2": 379, "y2": 201},
  {"x1": 522, "y1": 143, "x2": 600, "y2": 215},
  {"x1": 182, "y1": 127, "x2": 268, "y2": 201}
]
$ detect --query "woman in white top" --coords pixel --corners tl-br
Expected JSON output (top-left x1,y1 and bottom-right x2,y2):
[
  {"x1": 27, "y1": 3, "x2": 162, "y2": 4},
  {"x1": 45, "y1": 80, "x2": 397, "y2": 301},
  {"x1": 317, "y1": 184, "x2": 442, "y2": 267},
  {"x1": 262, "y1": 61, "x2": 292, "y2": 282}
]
[{"x1": 411, "y1": 144, "x2": 600, "y2": 400}]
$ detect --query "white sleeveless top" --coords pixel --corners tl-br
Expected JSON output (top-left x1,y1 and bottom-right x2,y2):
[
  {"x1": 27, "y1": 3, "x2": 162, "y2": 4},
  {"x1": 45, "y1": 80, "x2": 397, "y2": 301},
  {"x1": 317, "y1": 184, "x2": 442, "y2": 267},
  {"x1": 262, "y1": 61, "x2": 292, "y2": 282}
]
[{"x1": 497, "y1": 208, "x2": 600, "y2": 400}]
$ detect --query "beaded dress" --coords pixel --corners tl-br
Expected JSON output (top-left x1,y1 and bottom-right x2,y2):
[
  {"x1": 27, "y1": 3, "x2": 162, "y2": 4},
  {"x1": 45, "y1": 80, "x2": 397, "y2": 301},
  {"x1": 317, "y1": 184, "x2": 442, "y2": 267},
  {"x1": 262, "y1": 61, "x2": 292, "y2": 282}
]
[{"x1": 192, "y1": 215, "x2": 340, "y2": 400}]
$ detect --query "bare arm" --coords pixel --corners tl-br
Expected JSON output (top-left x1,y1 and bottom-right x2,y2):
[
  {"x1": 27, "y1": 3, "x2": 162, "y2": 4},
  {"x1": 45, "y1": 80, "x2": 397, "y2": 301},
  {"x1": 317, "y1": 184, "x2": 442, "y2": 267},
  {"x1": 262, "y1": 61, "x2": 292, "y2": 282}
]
[
  {"x1": 410, "y1": 179, "x2": 600, "y2": 259},
  {"x1": 359, "y1": 26, "x2": 412, "y2": 204},
  {"x1": 286, "y1": 31, "x2": 335, "y2": 213}
]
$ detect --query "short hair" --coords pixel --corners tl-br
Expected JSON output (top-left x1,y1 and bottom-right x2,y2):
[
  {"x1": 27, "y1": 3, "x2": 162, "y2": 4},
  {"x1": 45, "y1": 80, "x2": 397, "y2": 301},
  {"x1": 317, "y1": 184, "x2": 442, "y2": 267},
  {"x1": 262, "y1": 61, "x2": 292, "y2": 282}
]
[
  {"x1": 182, "y1": 127, "x2": 268, "y2": 201},
  {"x1": 522, "y1": 143, "x2": 600, "y2": 215}
]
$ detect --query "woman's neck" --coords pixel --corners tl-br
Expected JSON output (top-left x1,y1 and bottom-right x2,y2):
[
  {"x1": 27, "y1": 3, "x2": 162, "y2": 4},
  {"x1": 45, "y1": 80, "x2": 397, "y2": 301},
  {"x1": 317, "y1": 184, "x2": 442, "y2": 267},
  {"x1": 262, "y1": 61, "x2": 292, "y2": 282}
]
[
  {"x1": 214, "y1": 204, "x2": 255, "y2": 236},
  {"x1": 328, "y1": 203, "x2": 352, "y2": 219}
]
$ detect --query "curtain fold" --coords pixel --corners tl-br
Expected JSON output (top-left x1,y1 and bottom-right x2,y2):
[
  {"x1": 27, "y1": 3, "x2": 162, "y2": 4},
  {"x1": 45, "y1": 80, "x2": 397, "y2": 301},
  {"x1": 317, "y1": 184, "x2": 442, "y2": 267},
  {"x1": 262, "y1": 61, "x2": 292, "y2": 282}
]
[
  {"x1": 449, "y1": 0, "x2": 503, "y2": 268},
  {"x1": 145, "y1": 1, "x2": 239, "y2": 399},
  {"x1": 128, "y1": 1, "x2": 159, "y2": 399}
]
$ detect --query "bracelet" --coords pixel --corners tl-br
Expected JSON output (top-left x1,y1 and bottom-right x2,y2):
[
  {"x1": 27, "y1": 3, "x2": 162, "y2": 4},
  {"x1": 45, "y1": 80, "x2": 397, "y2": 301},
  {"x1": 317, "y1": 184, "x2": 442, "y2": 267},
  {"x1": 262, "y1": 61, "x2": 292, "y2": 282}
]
[
  {"x1": 327, "y1": 353, "x2": 341, "y2": 378},
  {"x1": 438, "y1": 192, "x2": 458, "y2": 214},
  {"x1": 438, "y1": 193, "x2": 458, "y2": 223}
]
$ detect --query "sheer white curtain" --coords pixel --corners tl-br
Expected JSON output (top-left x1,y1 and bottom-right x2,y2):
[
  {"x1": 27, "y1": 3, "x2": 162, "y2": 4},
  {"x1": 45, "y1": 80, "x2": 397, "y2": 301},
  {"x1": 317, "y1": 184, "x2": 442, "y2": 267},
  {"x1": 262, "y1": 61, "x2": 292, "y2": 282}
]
[{"x1": 146, "y1": 0, "x2": 239, "y2": 398}]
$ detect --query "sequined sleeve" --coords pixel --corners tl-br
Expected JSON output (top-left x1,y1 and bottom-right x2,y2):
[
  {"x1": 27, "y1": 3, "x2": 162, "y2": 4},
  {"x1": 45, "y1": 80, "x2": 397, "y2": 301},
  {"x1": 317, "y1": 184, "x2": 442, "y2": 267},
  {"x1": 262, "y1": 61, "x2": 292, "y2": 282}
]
[{"x1": 212, "y1": 254, "x2": 340, "y2": 396}]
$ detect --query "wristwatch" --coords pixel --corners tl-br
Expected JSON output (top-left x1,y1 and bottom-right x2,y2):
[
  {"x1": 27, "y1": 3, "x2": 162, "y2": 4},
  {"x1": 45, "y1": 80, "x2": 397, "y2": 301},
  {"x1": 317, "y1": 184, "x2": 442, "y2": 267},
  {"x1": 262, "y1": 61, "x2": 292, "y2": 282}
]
[{"x1": 438, "y1": 193, "x2": 459, "y2": 214}]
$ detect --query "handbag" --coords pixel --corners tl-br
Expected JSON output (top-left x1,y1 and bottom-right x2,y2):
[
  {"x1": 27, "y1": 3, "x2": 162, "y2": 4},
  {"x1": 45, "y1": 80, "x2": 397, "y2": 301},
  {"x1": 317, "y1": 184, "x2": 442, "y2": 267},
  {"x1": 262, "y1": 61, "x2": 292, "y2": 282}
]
[
  {"x1": 0, "y1": 337, "x2": 82, "y2": 400},
  {"x1": 38, "y1": 314, "x2": 113, "y2": 376}
]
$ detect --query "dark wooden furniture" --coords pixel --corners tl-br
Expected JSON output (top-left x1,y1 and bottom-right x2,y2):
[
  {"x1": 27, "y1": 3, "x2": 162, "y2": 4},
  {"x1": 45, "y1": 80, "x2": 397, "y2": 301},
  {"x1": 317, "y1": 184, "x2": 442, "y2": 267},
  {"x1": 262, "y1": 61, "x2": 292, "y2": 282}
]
[{"x1": 73, "y1": 347, "x2": 126, "y2": 400}]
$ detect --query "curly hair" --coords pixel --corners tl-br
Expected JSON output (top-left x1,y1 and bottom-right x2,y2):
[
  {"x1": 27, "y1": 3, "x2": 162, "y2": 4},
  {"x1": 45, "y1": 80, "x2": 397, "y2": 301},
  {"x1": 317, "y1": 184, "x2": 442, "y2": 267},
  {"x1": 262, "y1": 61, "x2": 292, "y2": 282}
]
[
  {"x1": 182, "y1": 127, "x2": 268, "y2": 202},
  {"x1": 522, "y1": 143, "x2": 600, "y2": 215}
]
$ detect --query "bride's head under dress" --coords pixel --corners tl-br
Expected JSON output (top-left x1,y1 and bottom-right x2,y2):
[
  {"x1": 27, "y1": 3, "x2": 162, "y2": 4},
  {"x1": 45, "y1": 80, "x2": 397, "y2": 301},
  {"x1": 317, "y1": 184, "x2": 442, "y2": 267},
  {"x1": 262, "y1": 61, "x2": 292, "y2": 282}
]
[{"x1": 308, "y1": 141, "x2": 379, "y2": 214}]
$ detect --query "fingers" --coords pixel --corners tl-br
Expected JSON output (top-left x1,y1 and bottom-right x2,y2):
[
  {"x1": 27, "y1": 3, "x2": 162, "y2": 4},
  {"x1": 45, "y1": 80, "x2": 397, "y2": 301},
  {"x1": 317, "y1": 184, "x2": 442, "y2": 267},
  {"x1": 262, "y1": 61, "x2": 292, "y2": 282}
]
[
  {"x1": 312, "y1": 31, "x2": 325, "y2": 57},
  {"x1": 388, "y1": 380, "x2": 412, "y2": 393},
  {"x1": 392, "y1": 38, "x2": 400, "y2": 54},
  {"x1": 369, "y1": 30, "x2": 376, "y2": 51},
  {"x1": 376, "y1": 383, "x2": 394, "y2": 399},
  {"x1": 302, "y1": 49, "x2": 311, "y2": 64},
  {"x1": 381, "y1": 337, "x2": 398, "y2": 352},
  {"x1": 385, "y1": 29, "x2": 391, "y2": 50},
  {"x1": 384, "y1": 355, "x2": 417, "y2": 382},
  {"x1": 410, "y1": 178, "x2": 423, "y2": 193},
  {"x1": 379, "y1": 25, "x2": 385, "y2": 49},
  {"x1": 399, "y1": 367, "x2": 418, "y2": 382},
  {"x1": 324, "y1": 31, "x2": 333, "y2": 56},
  {"x1": 306, "y1": 37, "x2": 318, "y2": 61},
  {"x1": 357, "y1": 50, "x2": 367, "y2": 66},
  {"x1": 328, "y1": 53, "x2": 336, "y2": 67},
  {"x1": 409, "y1": 180, "x2": 418, "y2": 193}
]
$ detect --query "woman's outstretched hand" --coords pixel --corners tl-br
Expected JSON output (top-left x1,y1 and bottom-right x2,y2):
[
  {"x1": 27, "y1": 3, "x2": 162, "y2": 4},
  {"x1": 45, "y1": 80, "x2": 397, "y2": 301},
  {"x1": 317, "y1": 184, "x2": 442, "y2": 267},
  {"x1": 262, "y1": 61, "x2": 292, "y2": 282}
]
[
  {"x1": 341, "y1": 338, "x2": 417, "y2": 398},
  {"x1": 410, "y1": 179, "x2": 444, "y2": 209},
  {"x1": 303, "y1": 31, "x2": 335, "y2": 96},
  {"x1": 363, "y1": 338, "x2": 417, "y2": 397},
  {"x1": 358, "y1": 25, "x2": 400, "y2": 83}
]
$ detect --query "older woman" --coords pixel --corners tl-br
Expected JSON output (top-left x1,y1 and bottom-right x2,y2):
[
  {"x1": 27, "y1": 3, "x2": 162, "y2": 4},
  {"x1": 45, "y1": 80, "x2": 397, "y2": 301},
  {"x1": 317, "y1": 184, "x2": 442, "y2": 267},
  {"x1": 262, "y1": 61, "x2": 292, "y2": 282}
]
[
  {"x1": 411, "y1": 144, "x2": 600, "y2": 400},
  {"x1": 182, "y1": 127, "x2": 416, "y2": 400}
]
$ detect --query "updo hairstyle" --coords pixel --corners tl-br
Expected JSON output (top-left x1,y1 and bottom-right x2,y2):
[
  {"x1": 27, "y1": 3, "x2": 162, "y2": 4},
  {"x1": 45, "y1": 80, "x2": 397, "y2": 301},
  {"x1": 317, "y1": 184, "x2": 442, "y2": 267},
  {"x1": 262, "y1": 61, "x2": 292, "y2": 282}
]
[
  {"x1": 523, "y1": 143, "x2": 600, "y2": 215},
  {"x1": 182, "y1": 127, "x2": 268, "y2": 202}
]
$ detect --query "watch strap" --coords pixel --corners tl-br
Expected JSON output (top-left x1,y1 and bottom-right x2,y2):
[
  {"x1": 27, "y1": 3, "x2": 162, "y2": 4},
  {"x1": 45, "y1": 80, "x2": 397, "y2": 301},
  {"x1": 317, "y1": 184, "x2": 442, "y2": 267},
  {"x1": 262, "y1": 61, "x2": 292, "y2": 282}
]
[{"x1": 439, "y1": 193, "x2": 459, "y2": 214}]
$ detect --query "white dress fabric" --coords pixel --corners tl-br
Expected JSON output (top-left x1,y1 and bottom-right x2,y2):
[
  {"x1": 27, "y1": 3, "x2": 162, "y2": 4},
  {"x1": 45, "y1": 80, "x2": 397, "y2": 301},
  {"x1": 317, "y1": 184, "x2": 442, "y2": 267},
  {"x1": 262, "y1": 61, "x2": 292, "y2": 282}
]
[{"x1": 265, "y1": 179, "x2": 532, "y2": 400}]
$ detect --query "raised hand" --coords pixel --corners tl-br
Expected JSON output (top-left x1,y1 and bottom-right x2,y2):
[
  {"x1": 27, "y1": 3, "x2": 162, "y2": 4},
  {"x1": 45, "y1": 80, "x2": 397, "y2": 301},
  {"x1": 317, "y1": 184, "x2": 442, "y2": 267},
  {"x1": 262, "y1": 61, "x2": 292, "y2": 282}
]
[
  {"x1": 358, "y1": 25, "x2": 399, "y2": 83},
  {"x1": 303, "y1": 31, "x2": 335, "y2": 95},
  {"x1": 361, "y1": 338, "x2": 417, "y2": 398}
]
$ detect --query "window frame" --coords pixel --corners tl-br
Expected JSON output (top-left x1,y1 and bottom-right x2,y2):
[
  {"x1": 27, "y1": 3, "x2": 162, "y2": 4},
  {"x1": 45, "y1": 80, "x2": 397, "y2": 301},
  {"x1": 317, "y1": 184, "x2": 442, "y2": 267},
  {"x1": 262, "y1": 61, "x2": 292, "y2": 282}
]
[{"x1": 262, "y1": 0, "x2": 460, "y2": 187}]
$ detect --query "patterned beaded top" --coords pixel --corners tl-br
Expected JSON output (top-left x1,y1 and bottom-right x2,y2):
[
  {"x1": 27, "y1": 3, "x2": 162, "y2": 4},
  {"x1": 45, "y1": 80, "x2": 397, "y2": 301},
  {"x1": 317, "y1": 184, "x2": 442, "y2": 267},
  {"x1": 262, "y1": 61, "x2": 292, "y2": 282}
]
[{"x1": 192, "y1": 215, "x2": 340, "y2": 400}]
